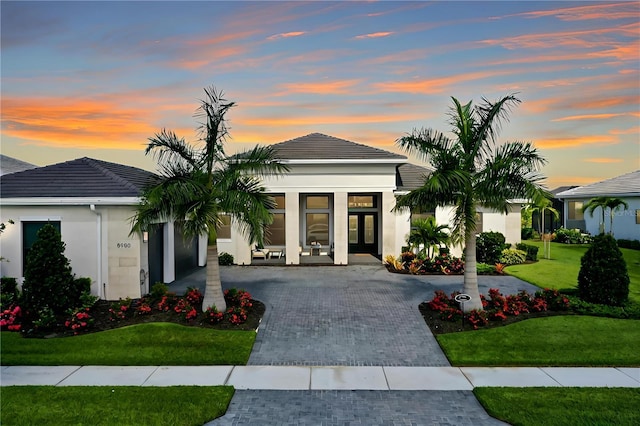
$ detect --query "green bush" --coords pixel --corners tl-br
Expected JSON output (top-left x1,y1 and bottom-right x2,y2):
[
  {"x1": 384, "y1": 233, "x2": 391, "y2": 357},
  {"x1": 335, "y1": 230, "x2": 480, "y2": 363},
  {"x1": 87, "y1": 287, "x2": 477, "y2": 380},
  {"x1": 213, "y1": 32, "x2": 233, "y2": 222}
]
[
  {"x1": 617, "y1": 239, "x2": 640, "y2": 250},
  {"x1": 515, "y1": 243, "x2": 539, "y2": 261},
  {"x1": 218, "y1": 252, "x2": 234, "y2": 265},
  {"x1": 520, "y1": 227, "x2": 539, "y2": 240},
  {"x1": 22, "y1": 224, "x2": 76, "y2": 320},
  {"x1": 0, "y1": 277, "x2": 19, "y2": 307},
  {"x1": 476, "y1": 232, "x2": 507, "y2": 264},
  {"x1": 150, "y1": 282, "x2": 169, "y2": 300},
  {"x1": 68, "y1": 277, "x2": 92, "y2": 309},
  {"x1": 578, "y1": 234, "x2": 630, "y2": 306},
  {"x1": 476, "y1": 263, "x2": 496, "y2": 275},
  {"x1": 568, "y1": 296, "x2": 640, "y2": 319},
  {"x1": 554, "y1": 227, "x2": 592, "y2": 244},
  {"x1": 499, "y1": 248, "x2": 527, "y2": 265}
]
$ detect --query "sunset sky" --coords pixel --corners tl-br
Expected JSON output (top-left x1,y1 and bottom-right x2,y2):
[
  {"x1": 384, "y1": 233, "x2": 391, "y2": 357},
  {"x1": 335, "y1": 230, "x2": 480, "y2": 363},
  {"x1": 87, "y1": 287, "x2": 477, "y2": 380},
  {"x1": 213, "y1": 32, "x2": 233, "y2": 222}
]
[{"x1": 1, "y1": 1, "x2": 638, "y2": 189}]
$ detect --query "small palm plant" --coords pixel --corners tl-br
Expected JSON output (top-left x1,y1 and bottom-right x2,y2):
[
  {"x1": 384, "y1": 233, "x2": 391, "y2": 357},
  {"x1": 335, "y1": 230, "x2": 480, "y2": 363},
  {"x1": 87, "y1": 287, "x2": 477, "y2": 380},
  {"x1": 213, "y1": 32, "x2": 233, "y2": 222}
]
[
  {"x1": 407, "y1": 216, "x2": 449, "y2": 259},
  {"x1": 582, "y1": 196, "x2": 629, "y2": 236}
]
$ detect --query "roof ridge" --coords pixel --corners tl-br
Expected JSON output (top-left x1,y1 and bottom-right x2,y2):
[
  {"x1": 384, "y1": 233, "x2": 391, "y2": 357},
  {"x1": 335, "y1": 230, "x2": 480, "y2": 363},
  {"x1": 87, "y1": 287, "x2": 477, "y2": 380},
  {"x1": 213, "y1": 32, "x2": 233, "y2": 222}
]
[{"x1": 81, "y1": 157, "x2": 140, "y2": 193}]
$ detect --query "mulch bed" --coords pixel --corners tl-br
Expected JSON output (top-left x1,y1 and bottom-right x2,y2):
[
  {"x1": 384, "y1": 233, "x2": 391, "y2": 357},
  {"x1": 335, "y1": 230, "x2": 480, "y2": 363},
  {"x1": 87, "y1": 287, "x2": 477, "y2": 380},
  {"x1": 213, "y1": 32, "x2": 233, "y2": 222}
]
[{"x1": 419, "y1": 302, "x2": 573, "y2": 335}]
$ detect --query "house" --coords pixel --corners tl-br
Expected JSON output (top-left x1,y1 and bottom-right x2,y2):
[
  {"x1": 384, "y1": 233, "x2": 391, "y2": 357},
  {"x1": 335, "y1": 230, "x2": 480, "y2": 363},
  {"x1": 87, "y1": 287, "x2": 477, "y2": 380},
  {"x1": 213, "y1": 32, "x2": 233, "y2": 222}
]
[
  {"x1": 556, "y1": 170, "x2": 640, "y2": 240},
  {"x1": 0, "y1": 157, "x2": 201, "y2": 300},
  {"x1": 219, "y1": 133, "x2": 524, "y2": 265},
  {"x1": 0, "y1": 154, "x2": 38, "y2": 176},
  {"x1": 530, "y1": 186, "x2": 578, "y2": 233}
]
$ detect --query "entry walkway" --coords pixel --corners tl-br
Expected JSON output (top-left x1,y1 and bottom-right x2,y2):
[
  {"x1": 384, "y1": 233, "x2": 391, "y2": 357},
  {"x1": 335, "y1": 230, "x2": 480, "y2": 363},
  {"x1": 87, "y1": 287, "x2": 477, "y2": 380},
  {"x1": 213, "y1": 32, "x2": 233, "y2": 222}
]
[{"x1": 3, "y1": 365, "x2": 639, "y2": 388}]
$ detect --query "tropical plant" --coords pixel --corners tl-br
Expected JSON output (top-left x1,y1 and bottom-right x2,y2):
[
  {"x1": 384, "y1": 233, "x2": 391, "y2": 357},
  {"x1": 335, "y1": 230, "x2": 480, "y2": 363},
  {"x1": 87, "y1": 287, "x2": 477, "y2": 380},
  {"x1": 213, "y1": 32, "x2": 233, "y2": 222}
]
[
  {"x1": 476, "y1": 231, "x2": 507, "y2": 264},
  {"x1": 407, "y1": 216, "x2": 449, "y2": 258},
  {"x1": 578, "y1": 234, "x2": 629, "y2": 306},
  {"x1": 524, "y1": 196, "x2": 559, "y2": 235},
  {"x1": 582, "y1": 197, "x2": 629, "y2": 236},
  {"x1": 394, "y1": 94, "x2": 547, "y2": 311},
  {"x1": 131, "y1": 86, "x2": 289, "y2": 310}
]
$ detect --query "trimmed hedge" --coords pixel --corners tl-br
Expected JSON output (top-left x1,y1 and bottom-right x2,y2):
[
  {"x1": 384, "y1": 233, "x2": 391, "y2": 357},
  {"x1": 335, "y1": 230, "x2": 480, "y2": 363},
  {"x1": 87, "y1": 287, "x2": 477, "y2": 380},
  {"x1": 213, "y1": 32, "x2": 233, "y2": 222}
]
[{"x1": 516, "y1": 243, "x2": 539, "y2": 261}]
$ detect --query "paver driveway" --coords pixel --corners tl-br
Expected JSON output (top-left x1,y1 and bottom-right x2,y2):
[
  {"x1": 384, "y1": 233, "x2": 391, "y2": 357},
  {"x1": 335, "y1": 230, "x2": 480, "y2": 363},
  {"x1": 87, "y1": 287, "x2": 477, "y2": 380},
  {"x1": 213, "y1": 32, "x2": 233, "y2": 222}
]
[{"x1": 218, "y1": 264, "x2": 539, "y2": 366}]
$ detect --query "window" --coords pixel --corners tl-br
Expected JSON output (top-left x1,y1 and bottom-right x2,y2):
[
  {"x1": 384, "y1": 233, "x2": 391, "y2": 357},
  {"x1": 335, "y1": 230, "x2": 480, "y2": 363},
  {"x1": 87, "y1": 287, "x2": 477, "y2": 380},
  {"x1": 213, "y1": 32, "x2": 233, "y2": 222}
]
[
  {"x1": 307, "y1": 195, "x2": 329, "y2": 209},
  {"x1": 568, "y1": 201, "x2": 584, "y2": 220},
  {"x1": 265, "y1": 194, "x2": 285, "y2": 245},
  {"x1": 216, "y1": 215, "x2": 231, "y2": 239},
  {"x1": 636, "y1": 210, "x2": 640, "y2": 225},
  {"x1": 410, "y1": 211, "x2": 435, "y2": 222},
  {"x1": 22, "y1": 221, "x2": 61, "y2": 275},
  {"x1": 348, "y1": 195, "x2": 376, "y2": 208},
  {"x1": 475, "y1": 212, "x2": 484, "y2": 233},
  {"x1": 306, "y1": 213, "x2": 329, "y2": 245}
]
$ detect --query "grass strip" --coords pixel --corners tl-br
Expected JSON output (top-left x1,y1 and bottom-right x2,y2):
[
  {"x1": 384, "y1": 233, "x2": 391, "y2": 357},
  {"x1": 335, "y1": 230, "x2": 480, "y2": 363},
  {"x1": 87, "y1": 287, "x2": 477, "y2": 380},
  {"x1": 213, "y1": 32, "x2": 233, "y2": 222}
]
[
  {"x1": 0, "y1": 386, "x2": 234, "y2": 426},
  {"x1": 507, "y1": 241, "x2": 640, "y2": 302},
  {"x1": 1, "y1": 323, "x2": 255, "y2": 366},
  {"x1": 474, "y1": 387, "x2": 640, "y2": 426},
  {"x1": 437, "y1": 316, "x2": 640, "y2": 366}
]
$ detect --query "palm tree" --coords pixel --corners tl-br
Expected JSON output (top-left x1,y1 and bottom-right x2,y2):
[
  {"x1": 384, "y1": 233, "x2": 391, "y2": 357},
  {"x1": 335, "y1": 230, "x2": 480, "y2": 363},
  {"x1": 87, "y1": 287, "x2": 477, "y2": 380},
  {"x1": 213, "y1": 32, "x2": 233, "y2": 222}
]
[
  {"x1": 582, "y1": 196, "x2": 629, "y2": 236},
  {"x1": 131, "y1": 86, "x2": 289, "y2": 311},
  {"x1": 525, "y1": 197, "x2": 560, "y2": 235},
  {"x1": 394, "y1": 94, "x2": 548, "y2": 311},
  {"x1": 407, "y1": 216, "x2": 449, "y2": 259}
]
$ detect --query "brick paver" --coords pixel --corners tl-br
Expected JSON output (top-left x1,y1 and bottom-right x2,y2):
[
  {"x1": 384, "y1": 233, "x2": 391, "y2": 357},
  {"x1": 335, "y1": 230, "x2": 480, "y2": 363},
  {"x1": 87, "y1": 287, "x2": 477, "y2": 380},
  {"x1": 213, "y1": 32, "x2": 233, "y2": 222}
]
[{"x1": 208, "y1": 390, "x2": 508, "y2": 425}]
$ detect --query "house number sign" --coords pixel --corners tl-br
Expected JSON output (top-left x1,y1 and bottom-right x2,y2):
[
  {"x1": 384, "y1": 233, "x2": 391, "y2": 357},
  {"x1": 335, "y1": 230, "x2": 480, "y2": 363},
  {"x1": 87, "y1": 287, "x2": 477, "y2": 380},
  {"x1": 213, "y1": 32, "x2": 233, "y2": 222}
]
[{"x1": 116, "y1": 242, "x2": 133, "y2": 249}]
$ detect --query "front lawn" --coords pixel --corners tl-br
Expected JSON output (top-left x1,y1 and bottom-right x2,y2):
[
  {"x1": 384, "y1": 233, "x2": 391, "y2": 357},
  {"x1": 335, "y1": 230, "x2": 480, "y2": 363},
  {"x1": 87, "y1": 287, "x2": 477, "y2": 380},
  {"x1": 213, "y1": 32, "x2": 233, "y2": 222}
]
[
  {"x1": 507, "y1": 241, "x2": 640, "y2": 302},
  {"x1": 437, "y1": 315, "x2": 640, "y2": 366},
  {"x1": 475, "y1": 387, "x2": 640, "y2": 426},
  {"x1": 0, "y1": 323, "x2": 255, "y2": 366},
  {"x1": 0, "y1": 386, "x2": 233, "y2": 426}
]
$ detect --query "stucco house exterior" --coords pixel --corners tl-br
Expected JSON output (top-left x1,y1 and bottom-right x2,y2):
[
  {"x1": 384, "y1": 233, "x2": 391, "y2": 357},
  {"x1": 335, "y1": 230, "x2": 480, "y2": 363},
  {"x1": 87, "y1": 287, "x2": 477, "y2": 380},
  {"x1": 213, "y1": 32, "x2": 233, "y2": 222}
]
[
  {"x1": 556, "y1": 170, "x2": 640, "y2": 240},
  {"x1": 0, "y1": 135, "x2": 525, "y2": 300},
  {"x1": 220, "y1": 133, "x2": 524, "y2": 265},
  {"x1": 0, "y1": 157, "x2": 202, "y2": 300}
]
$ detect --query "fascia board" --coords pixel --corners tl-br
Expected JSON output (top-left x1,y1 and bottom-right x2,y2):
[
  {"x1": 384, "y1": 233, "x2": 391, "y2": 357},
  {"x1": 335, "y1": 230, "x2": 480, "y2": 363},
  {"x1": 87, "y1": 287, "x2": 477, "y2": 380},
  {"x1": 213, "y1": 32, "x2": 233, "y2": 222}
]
[
  {"x1": 281, "y1": 159, "x2": 406, "y2": 165},
  {"x1": 0, "y1": 197, "x2": 141, "y2": 206}
]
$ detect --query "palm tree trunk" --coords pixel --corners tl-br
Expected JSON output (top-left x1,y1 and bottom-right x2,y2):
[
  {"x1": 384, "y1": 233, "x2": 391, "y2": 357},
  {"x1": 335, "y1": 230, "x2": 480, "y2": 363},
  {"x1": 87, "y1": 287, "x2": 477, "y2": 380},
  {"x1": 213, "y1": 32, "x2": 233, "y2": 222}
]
[
  {"x1": 609, "y1": 208, "x2": 614, "y2": 236},
  {"x1": 202, "y1": 245, "x2": 227, "y2": 311},
  {"x1": 462, "y1": 234, "x2": 483, "y2": 312}
]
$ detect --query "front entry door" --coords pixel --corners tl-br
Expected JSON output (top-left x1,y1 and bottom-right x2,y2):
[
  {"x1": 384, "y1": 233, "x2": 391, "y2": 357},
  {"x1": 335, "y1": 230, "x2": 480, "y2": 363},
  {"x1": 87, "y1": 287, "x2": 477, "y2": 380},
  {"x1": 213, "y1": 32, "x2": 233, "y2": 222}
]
[{"x1": 348, "y1": 213, "x2": 377, "y2": 254}]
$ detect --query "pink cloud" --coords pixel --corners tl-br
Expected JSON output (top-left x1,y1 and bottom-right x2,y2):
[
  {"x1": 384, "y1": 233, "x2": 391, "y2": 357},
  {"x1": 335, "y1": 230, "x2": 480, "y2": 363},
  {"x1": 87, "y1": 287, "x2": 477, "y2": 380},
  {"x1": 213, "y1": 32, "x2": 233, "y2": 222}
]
[
  {"x1": 354, "y1": 32, "x2": 394, "y2": 39},
  {"x1": 267, "y1": 31, "x2": 307, "y2": 40}
]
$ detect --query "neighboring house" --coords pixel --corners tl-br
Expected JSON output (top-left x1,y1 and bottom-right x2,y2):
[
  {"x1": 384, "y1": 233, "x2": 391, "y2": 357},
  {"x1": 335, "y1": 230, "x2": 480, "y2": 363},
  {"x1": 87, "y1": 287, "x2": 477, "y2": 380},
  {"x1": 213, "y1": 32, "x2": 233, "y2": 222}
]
[
  {"x1": 0, "y1": 157, "x2": 202, "y2": 300},
  {"x1": 531, "y1": 186, "x2": 577, "y2": 233},
  {"x1": 556, "y1": 170, "x2": 640, "y2": 240},
  {"x1": 219, "y1": 133, "x2": 524, "y2": 264},
  {"x1": 0, "y1": 154, "x2": 38, "y2": 175}
]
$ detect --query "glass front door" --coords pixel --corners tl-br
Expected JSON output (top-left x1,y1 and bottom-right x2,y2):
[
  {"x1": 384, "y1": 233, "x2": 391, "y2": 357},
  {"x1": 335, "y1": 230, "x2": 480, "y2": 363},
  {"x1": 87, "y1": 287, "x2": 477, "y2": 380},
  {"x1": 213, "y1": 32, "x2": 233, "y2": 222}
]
[{"x1": 348, "y1": 213, "x2": 377, "y2": 254}]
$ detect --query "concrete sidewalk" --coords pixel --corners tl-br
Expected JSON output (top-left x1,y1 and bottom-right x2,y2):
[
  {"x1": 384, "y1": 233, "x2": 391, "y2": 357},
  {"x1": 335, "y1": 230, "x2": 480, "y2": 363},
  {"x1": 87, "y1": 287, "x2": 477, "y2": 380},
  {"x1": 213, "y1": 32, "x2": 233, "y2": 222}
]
[{"x1": 2, "y1": 365, "x2": 638, "y2": 389}]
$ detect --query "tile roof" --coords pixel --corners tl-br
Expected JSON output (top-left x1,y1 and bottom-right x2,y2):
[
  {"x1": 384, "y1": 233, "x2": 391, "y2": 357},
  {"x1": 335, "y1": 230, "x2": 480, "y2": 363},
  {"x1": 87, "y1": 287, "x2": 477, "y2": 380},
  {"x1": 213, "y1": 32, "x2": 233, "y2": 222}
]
[
  {"x1": 396, "y1": 163, "x2": 430, "y2": 190},
  {"x1": 271, "y1": 133, "x2": 406, "y2": 161},
  {"x1": 0, "y1": 157, "x2": 158, "y2": 198},
  {"x1": 0, "y1": 155, "x2": 38, "y2": 176},
  {"x1": 556, "y1": 170, "x2": 640, "y2": 198}
]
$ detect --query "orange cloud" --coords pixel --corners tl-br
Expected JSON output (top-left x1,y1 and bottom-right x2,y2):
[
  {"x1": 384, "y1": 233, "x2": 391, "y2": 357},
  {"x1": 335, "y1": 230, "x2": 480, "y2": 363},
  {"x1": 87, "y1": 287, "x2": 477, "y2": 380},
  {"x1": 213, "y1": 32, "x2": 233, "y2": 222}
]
[
  {"x1": 584, "y1": 158, "x2": 624, "y2": 164},
  {"x1": 267, "y1": 31, "x2": 306, "y2": 40},
  {"x1": 505, "y1": 2, "x2": 638, "y2": 21},
  {"x1": 552, "y1": 113, "x2": 627, "y2": 122},
  {"x1": 240, "y1": 112, "x2": 424, "y2": 127},
  {"x1": 373, "y1": 70, "x2": 511, "y2": 94},
  {"x1": 354, "y1": 32, "x2": 394, "y2": 39},
  {"x1": 276, "y1": 79, "x2": 361, "y2": 95},
  {"x1": 535, "y1": 135, "x2": 618, "y2": 149},
  {"x1": 0, "y1": 96, "x2": 199, "y2": 150}
]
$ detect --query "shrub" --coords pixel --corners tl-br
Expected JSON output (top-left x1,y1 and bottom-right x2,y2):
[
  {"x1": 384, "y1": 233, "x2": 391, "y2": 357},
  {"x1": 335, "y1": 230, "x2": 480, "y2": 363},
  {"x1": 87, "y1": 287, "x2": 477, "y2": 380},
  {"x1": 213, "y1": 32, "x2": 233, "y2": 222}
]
[
  {"x1": 21, "y1": 224, "x2": 77, "y2": 318},
  {"x1": 554, "y1": 227, "x2": 592, "y2": 244},
  {"x1": 515, "y1": 243, "x2": 539, "y2": 261},
  {"x1": 476, "y1": 232, "x2": 507, "y2": 264},
  {"x1": 578, "y1": 234, "x2": 630, "y2": 306},
  {"x1": 150, "y1": 282, "x2": 169, "y2": 301},
  {"x1": 535, "y1": 288, "x2": 570, "y2": 311},
  {"x1": 567, "y1": 296, "x2": 640, "y2": 319},
  {"x1": 617, "y1": 239, "x2": 640, "y2": 250},
  {"x1": 108, "y1": 298, "x2": 132, "y2": 321},
  {"x1": 0, "y1": 304, "x2": 22, "y2": 331},
  {"x1": 204, "y1": 306, "x2": 225, "y2": 324},
  {"x1": 69, "y1": 277, "x2": 92, "y2": 309},
  {"x1": 0, "y1": 277, "x2": 19, "y2": 307},
  {"x1": 185, "y1": 287, "x2": 204, "y2": 307},
  {"x1": 400, "y1": 251, "x2": 416, "y2": 263},
  {"x1": 476, "y1": 263, "x2": 496, "y2": 275},
  {"x1": 64, "y1": 307, "x2": 93, "y2": 334},
  {"x1": 218, "y1": 252, "x2": 234, "y2": 265},
  {"x1": 499, "y1": 248, "x2": 527, "y2": 265},
  {"x1": 520, "y1": 227, "x2": 538, "y2": 240}
]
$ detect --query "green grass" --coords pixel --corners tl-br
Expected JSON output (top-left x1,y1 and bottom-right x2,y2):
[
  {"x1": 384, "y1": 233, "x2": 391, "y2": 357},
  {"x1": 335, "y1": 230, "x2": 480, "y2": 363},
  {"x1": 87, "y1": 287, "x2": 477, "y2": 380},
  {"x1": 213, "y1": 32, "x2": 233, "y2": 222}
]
[
  {"x1": 437, "y1": 315, "x2": 640, "y2": 366},
  {"x1": 0, "y1": 323, "x2": 255, "y2": 365},
  {"x1": 508, "y1": 241, "x2": 640, "y2": 302},
  {"x1": 0, "y1": 386, "x2": 234, "y2": 426},
  {"x1": 475, "y1": 387, "x2": 640, "y2": 426}
]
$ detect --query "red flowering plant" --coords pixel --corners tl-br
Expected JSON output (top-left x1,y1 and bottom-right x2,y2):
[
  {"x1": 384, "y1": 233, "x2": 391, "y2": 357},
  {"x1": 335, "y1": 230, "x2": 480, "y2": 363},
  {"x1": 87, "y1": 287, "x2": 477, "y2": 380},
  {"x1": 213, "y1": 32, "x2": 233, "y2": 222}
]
[
  {"x1": 65, "y1": 307, "x2": 93, "y2": 335},
  {"x1": 0, "y1": 304, "x2": 22, "y2": 332},
  {"x1": 536, "y1": 288, "x2": 570, "y2": 311},
  {"x1": 134, "y1": 298, "x2": 152, "y2": 315},
  {"x1": 224, "y1": 288, "x2": 253, "y2": 309},
  {"x1": 156, "y1": 295, "x2": 176, "y2": 312},
  {"x1": 466, "y1": 309, "x2": 488, "y2": 329},
  {"x1": 185, "y1": 287, "x2": 204, "y2": 307},
  {"x1": 226, "y1": 306, "x2": 248, "y2": 325},
  {"x1": 108, "y1": 298, "x2": 132, "y2": 322},
  {"x1": 174, "y1": 298, "x2": 197, "y2": 321},
  {"x1": 204, "y1": 306, "x2": 225, "y2": 324}
]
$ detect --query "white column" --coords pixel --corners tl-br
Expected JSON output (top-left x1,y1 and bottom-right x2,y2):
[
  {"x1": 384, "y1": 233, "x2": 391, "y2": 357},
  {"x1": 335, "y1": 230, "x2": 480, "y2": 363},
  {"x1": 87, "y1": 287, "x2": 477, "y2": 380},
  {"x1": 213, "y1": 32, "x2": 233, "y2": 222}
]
[
  {"x1": 285, "y1": 192, "x2": 300, "y2": 265},
  {"x1": 381, "y1": 192, "x2": 397, "y2": 263},
  {"x1": 333, "y1": 192, "x2": 349, "y2": 265},
  {"x1": 163, "y1": 221, "x2": 176, "y2": 283}
]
